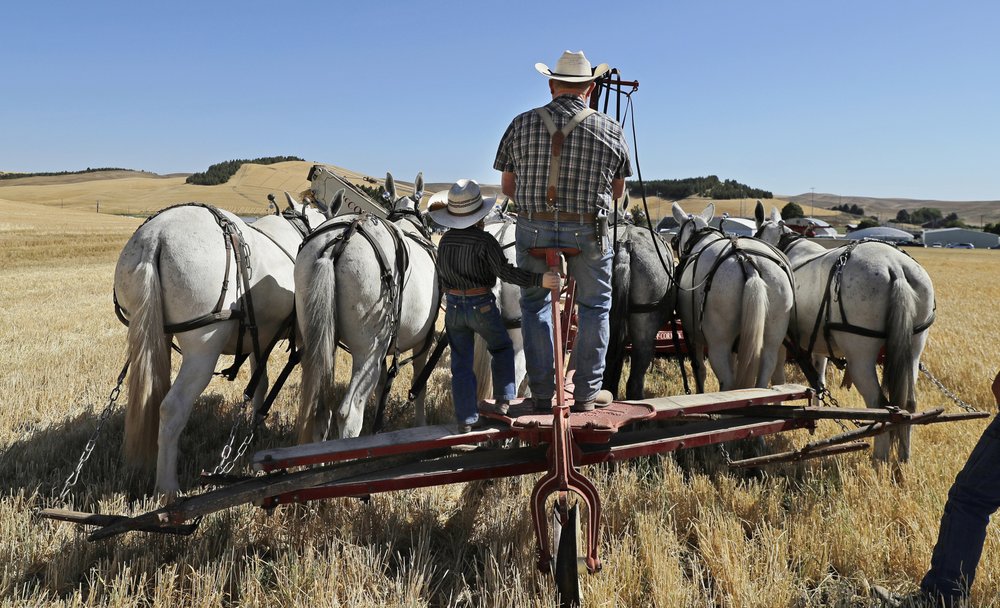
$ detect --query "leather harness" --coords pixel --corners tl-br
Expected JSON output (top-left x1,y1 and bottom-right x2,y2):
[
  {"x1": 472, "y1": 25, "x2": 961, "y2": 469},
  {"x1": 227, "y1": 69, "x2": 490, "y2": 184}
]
[{"x1": 534, "y1": 106, "x2": 597, "y2": 209}]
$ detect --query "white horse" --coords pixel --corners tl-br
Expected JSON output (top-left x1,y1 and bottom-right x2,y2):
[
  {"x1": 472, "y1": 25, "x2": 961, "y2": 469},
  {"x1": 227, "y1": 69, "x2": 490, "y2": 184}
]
[
  {"x1": 753, "y1": 203, "x2": 935, "y2": 462},
  {"x1": 472, "y1": 207, "x2": 528, "y2": 400},
  {"x1": 295, "y1": 172, "x2": 439, "y2": 442},
  {"x1": 114, "y1": 197, "x2": 330, "y2": 499},
  {"x1": 672, "y1": 202, "x2": 794, "y2": 392}
]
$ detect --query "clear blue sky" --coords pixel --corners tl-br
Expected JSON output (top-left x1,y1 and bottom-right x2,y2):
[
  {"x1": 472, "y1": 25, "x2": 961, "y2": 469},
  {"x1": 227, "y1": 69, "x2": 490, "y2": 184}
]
[{"x1": 2, "y1": 1, "x2": 998, "y2": 200}]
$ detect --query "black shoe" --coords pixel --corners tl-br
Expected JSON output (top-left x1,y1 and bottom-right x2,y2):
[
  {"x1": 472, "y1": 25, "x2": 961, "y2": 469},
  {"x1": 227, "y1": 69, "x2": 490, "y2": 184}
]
[
  {"x1": 526, "y1": 397, "x2": 552, "y2": 412},
  {"x1": 571, "y1": 390, "x2": 613, "y2": 413},
  {"x1": 492, "y1": 400, "x2": 510, "y2": 416}
]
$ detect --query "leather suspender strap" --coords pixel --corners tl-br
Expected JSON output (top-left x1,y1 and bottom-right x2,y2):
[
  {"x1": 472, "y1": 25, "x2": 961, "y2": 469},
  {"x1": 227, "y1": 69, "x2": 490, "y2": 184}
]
[{"x1": 534, "y1": 107, "x2": 596, "y2": 207}]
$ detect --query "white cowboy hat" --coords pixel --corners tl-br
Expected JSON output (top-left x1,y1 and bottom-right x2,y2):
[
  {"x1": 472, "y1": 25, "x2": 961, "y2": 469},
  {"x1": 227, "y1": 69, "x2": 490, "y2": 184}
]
[
  {"x1": 535, "y1": 50, "x2": 610, "y2": 83},
  {"x1": 427, "y1": 179, "x2": 497, "y2": 229}
]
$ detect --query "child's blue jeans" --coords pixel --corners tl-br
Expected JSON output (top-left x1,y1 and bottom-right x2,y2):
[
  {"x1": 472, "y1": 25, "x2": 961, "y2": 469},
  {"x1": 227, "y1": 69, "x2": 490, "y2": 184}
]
[{"x1": 445, "y1": 293, "x2": 516, "y2": 425}]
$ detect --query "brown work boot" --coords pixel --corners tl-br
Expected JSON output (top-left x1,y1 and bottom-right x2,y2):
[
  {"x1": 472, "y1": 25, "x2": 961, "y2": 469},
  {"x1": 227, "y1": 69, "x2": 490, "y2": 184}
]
[
  {"x1": 492, "y1": 400, "x2": 510, "y2": 416},
  {"x1": 571, "y1": 390, "x2": 614, "y2": 413}
]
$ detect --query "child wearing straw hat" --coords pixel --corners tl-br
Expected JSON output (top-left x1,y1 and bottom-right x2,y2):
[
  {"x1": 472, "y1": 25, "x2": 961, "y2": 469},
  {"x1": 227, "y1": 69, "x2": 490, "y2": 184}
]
[{"x1": 429, "y1": 179, "x2": 561, "y2": 433}]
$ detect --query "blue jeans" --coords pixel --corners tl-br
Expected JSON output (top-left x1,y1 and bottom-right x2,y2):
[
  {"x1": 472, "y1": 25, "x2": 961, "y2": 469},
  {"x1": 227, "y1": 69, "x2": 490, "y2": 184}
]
[
  {"x1": 445, "y1": 293, "x2": 516, "y2": 425},
  {"x1": 515, "y1": 218, "x2": 612, "y2": 401},
  {"x1": 920, "y1": 414, "x2": 1000, "y2": 603}
]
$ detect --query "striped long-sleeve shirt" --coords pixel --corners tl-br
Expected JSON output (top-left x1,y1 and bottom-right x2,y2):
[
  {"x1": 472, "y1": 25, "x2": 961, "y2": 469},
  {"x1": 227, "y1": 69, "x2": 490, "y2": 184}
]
[{"x1": 437, "y1": 226, "x2": 542, "y2": 291}]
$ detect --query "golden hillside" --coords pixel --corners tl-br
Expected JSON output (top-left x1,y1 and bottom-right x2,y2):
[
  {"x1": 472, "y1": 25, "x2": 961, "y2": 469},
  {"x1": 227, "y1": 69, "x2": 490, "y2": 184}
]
[{"x1": 0, "y1": 161, "x2": 416, "y2": 218}]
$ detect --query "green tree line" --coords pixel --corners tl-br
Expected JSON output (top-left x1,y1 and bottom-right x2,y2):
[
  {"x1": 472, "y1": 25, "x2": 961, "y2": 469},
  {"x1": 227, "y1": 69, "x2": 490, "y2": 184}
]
[
  {"x1": 627, "y1": 176, "x2": 772, "y2": 200},
  {"x1": 186, "y1": 156, "x2": 304, "y2": 186},
  {"x1": 0, "y1": 167, "x2": 134, "y2": 180}
]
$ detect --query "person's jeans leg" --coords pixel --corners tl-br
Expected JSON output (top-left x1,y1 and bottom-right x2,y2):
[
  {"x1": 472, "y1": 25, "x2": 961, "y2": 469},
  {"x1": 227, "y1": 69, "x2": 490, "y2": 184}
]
[
  {"x1": 921, "y1": 414, "x2": 1000, "y2": 601},
  {"x1": 516, "y1": 220, "x2": 556, "y2": 399},
  {"x1": 467, "y1": 295, "x2": 517, "y2": 401},
  {"x1": 446, "y1": 297, "x2": 479, "y2": 425},
  {"x1": 565, "y1": 224, "x2": 613, "y2": 401}
]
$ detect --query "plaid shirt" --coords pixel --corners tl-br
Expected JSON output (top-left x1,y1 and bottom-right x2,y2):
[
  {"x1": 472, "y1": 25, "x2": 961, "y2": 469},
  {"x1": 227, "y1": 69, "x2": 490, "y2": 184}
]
[{"x1": 494, "y1": 95, "x2": 632, "y2": 216}]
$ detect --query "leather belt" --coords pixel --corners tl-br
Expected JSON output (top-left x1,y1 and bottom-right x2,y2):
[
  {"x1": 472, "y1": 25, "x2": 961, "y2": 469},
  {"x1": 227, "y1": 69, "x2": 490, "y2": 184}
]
[
  {"x1": 525, "y1": 210, "x2": 597, "y2": 223},
  {"x1": 446, "y1": 286, "x2": 491, "y2": 296}
]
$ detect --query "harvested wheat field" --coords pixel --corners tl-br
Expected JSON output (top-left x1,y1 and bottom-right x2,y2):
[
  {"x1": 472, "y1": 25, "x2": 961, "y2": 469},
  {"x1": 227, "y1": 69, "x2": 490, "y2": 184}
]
[{"x1": 2, "y1": 200, "x2": 999, "y2": 607}]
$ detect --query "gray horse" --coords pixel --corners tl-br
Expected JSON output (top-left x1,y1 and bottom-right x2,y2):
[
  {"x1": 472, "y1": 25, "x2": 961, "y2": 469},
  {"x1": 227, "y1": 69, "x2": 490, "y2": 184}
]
[
  {"x1": 603, "y1": 199, "x2": 677, "y2": 400},
  {"x1": 114, "y1": 197, "x2": 329, "y2": 500},
  {"x1": 754, "y1": 203, "x2": 935, "y2": 463},
  {"x1": 294, "y1": 172, "x2": 439, "y2": 442}
]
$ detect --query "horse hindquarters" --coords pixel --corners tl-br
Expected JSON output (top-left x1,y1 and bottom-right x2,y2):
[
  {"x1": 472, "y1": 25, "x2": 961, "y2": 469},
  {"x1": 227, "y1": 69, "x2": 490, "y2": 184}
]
[
  {"x1": 120, "y1": 257, "x2": 171, "y2": 470},
  {"x1": 296, "y1": 256, "x2": 339, "y2": 443}
]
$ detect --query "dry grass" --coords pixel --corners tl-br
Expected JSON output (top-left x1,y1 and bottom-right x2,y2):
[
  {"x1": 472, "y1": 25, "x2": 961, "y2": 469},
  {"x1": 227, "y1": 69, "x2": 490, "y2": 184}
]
[{"x1": 2, "y1": 205, "x2": 999, "y2": 607}]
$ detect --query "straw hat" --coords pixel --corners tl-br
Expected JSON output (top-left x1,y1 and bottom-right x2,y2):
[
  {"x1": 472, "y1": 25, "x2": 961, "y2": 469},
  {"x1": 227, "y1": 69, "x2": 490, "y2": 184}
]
[
  {"x1": 535, "y1": 50, "x2": 609, "y2": 83},
  {"x1": 427, "y1": 179, "x2": 497, "y2": 229}
]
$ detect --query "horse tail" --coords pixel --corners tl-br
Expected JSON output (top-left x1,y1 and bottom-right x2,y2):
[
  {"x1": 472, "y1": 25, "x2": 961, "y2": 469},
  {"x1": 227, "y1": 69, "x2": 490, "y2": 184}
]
[
  {"x1": 735, "y1": 272, "x2": 768, "y2": 388},
  {"x1": 296, "y1": 255, "x2": 339, "y2": 443},
  {"x1": 884, "y1": 272, "x2": 917, "y2": 411},
  {"x1": 603, "y1": 247, "x2": 632, "y2": 396},
  {"x1": 123, "y1": 256, "x2": 170, "y2": 470}
]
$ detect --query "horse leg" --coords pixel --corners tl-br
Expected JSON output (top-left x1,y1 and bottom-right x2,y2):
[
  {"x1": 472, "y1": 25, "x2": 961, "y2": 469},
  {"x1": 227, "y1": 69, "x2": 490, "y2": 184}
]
[
  {"x1": 250, "y1": 352, "x2": 269, "y2": 415},
  {"x1": 706, "y1": 343, "x2": 736, "y2": 391},
  {"x1": 688, "y1": 338, "x2": 708, "y2": 393},
  {"x1": 771, "y1": 344, "x2": 787, "y2": 385},
  {"x1": 155, "y1": 346, "x2": 221, "y2": 502},
  {"x1": 338, "y1": 344, "x2": 388, "y2": 438},
  {"x1": 838, "y1": 339, "x2": 890, "y2": 461},
  {"x1": 410, "y1": 347, "x2": 430, "y2": 427},
  {"x1": 625, "y1": 312, "x2": 659, "y2": 400}
]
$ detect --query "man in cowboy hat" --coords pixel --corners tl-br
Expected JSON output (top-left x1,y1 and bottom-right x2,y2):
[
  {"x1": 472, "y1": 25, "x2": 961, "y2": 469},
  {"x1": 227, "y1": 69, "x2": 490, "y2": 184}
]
[
  {"x1": 430, "y1": 179, "x2": 561, "y2": 433},
  {"x1": 493, "y1": 50, "x2": 632, "y2": 412}
]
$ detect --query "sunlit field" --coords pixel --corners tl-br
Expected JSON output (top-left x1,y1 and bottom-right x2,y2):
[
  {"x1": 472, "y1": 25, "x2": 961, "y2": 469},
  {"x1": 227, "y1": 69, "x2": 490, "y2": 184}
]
[{"x1": 2, "y1": 204, "x2": 999, "y2": 607}]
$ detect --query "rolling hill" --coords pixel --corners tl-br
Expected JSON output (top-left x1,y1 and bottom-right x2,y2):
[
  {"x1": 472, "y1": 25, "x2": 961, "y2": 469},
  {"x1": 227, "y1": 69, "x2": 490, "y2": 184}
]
[{"x1": 2, "y1": 162, "x2": 995, "y2": 228}]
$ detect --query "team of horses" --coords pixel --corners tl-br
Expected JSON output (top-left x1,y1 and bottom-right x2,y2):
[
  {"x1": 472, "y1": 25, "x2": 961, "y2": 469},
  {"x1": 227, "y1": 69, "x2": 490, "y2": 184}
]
[{"x1": 114, "y1": 169, "x2": 936, "y2": 498}]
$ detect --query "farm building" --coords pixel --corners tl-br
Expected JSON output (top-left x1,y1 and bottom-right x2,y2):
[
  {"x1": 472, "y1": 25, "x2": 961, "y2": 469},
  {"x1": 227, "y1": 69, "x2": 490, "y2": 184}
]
[
  {"x1": 784, "y1": 217, "x2": 839, "y2": 237},
  {"x1": 709, "y1": 216, "x2": 755, "y2": 236},
  {"x1": 922, "y1": 227, "x2": 1000, "y2": 249},
  {"x1": 656, "y1": 216, "x2": 679, "y2": 233},
  {"x1": 846, "y1": 226, "x2": 919, "y2": 244}
]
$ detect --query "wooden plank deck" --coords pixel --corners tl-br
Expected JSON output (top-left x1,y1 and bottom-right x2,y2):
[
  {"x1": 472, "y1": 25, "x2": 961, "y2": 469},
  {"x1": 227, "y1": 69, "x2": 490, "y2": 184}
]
[{"x1": 636, "y1": 384, "x2": 812, "y2": 417}]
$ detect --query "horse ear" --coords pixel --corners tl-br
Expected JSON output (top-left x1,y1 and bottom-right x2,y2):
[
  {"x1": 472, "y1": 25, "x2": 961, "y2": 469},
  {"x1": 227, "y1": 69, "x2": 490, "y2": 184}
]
[
  {"x1": 754, "y1": 200, "x2": 765, "y2": 227},
  {"x1": 671, "y1": 202, "x2": 687, "y2": 224},
  {"x1": 414, "y1": 172, "x2": 424, "y2": 203},
  {"x1": 700, "y1": 203, "x2": 715, "y2": 222},
  {"x1": 770, "y1": 207, "x2": 782, "y2": 223},
  {"x1": 385, "y1": 172, "x2": 397, "y2": 203},
  {"x1": 283, "y1": 191, "x2": 302, "y2": 214},
  {"x1": 622, "y1": 191, "x2": 630, "y2": 211}
]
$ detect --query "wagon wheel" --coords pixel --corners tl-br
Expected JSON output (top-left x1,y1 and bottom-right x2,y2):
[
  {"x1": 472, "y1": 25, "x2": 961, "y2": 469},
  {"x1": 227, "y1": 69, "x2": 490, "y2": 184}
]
[{"x1": 552, "y1": 498, "x2": 582, "y2": 608}]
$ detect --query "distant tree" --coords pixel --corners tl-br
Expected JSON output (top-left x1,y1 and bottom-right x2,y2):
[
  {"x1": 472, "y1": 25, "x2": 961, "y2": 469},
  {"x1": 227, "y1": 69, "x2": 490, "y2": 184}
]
[
  {"x1": 849, "y1": 204, "x2": 864, "y2": 216},
  {"x1": 895, "y1": 209, "x2": 911, "y2": 223},
  {"x1": 856, "y1": 218, "x2": 880, "y2": 230},
  {"x1": 984, "y1": 223, "x2": 1000, "y2": 236},
  {"x1": 781, "y1": 201, "x2": 805, "y2": 219},
  {"x1": 186, "y1": 155, "x2": 304, "y2": 186},
  {"x1": 626, "y1": 176, "x2": 772, "y2": 200}
]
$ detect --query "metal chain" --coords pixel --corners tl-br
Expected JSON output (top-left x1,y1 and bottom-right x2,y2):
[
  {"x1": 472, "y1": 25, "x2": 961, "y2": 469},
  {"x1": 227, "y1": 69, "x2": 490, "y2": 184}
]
[
  {"x1": 815, "y1": 386, "x2": 855, "y2": 432},
  {"x1": 57, "y1": 360, "x2": 130, "y2": 503},
  {"x1": 919, "y1": 362, "x2": 984, "y2": 414},
  {"x1": 208, "y1": 397, "x2": 257, "y2": 476},
  {"x1": 717, "y1": 441, "x2": 732, "y2": 466}
]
